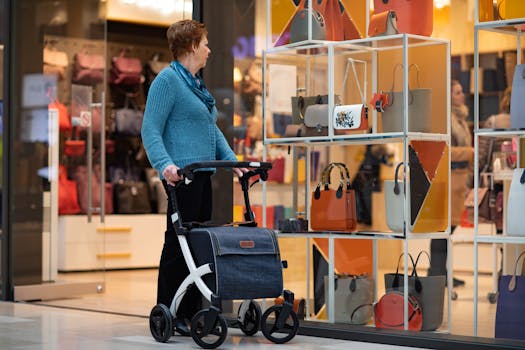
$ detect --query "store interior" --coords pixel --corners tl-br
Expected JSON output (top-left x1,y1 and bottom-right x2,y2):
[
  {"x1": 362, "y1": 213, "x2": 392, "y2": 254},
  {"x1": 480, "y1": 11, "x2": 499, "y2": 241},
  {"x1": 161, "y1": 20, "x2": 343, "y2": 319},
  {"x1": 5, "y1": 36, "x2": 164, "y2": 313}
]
[{"x1": 4, "y1": 0, "x2": 525, "y2": 346}]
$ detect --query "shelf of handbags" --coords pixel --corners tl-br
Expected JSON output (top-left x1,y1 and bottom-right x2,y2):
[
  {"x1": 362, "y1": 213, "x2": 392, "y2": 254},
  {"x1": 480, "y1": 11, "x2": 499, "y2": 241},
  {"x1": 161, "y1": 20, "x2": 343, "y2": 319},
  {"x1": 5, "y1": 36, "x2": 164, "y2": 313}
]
[
  {"x1": 44, "y1": 34, "x2": 172, "y2": 218},
  {"x1": 260, "y1": 31, "x2": 452, "y2": 330},
  {"x1": 472, "y1": 4, "x2": 525, "y2": 340}
]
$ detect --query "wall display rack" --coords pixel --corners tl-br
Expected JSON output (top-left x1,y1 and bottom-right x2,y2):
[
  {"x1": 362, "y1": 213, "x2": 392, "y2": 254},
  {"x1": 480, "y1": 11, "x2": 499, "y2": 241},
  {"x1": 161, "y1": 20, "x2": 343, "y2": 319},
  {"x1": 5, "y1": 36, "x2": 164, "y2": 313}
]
[
  {"x1": 472, "y1": 2, "x2": 525, "y2": 339},
  {"x1": 261, "y1": 32, "x2": 452, "y2": 332}
]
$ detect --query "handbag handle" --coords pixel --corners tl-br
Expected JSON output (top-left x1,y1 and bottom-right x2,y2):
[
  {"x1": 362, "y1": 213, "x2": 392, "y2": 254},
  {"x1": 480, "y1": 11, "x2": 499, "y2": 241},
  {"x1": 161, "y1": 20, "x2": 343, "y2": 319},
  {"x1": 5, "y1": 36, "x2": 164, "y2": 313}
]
[
  {"x1": 393, "y1": 162, "x2": 405, "y2": 195},
  {"x1": 341, "y1": 58, "x2": 366, "y2": 105},
  {"x1": 385, "y1": 63, "x2": 421, "y2": 107},
  {"x1": 322, "y1": 162, "x2": 351, "y2": 190},
  {"x1": 297, "y1": 95, "x2": 324, "y2": 120},
  {"x1": 392, "y1": 252, "x2": 422, "y2": 293},
  {"x1": 508, "y1": 251, "x2": 525, "y2": 292}
]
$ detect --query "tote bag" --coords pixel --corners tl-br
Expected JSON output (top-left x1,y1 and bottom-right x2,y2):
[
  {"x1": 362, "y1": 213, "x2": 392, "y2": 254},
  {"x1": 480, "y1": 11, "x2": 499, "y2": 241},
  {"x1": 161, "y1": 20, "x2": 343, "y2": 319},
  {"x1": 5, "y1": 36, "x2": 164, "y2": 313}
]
[
  {"x1": 495, "y1": 251, "x2": 525, "y2": 339},
  {"x1": 384, "y1": 162, "x2": 408, "y2": 232},
  {"x1": 310, "y1": 162, "x2": 357, "y2": 232},
  {"x1": 506, "y1": 168, "x2": 525, "y2": 236},
  {"x1": 510, "y1": 64, "x2": 525, "y2": 129},
  {"x1": 384, "y1": 251, "x2": 446, "y2": 331},
  {"x1": 381, "y1": 64, "x2": 432, "y2": 133}
]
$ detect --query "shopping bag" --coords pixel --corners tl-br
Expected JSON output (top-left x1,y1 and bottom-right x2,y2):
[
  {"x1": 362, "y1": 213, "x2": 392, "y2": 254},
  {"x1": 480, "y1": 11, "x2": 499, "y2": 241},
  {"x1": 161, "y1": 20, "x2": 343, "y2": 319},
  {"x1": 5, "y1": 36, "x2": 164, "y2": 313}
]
[
  {"x1": 381, "y1": 64, "x2": 432, "y2": 133},
  {"x1": 311, "y1": 162, "x2": 357, "y2": 232},
  {"x1": 510, "y1": 64, "x2": 525, "y2": 129},
  {"x1": 384, "y1": 251, "x2": 445, "y2": 331},
  {"x1": 495, "y1": 251, "x2": 525, "y2": 339},
  {"x1": 373, "y1": 0, "x2": 433, "y2": 36},
  {"x1": 506, "y1": 168, "x2": 525, "y2": 236}
]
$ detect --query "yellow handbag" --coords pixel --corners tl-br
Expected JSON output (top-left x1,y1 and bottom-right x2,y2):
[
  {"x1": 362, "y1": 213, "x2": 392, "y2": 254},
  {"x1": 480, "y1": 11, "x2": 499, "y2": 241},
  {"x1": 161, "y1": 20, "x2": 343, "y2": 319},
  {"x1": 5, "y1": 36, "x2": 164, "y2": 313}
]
[{"x1": 498, "y1": 0, "x2": 525, "y2": 20}]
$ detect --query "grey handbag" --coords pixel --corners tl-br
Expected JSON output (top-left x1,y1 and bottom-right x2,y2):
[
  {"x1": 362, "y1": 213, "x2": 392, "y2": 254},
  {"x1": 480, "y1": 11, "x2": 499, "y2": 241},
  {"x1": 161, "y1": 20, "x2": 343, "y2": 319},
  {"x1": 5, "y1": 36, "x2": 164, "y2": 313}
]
[
  {"x1": 384, "y1": 252, "x2": 446, "y2": 331},
  {"x1": 510, "y1": 64, "x2": 525, "y2": 129},
  {"x1": 382, "y1": 64, "x2": 432, "y2": 133},
  {"x1": 113, "y1": 96, "x2": 143, "y2": 136},
  {"x1": 324, "y1": 274, "x2": 374, "y2": 325},
  {"x1": 289, "y1": 8, "x2": 326, "y2": 43}
]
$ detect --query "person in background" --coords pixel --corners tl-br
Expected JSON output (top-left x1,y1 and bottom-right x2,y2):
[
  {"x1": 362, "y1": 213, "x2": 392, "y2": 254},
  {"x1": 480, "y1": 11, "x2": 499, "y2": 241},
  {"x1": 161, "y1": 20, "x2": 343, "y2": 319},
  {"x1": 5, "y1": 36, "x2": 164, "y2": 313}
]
[
  {"x1": 141, "y1": 19, "x2": 246, "y2": 336},
  {"x1": 428, "y1": 80, "x2": 474, "y2": 287}
]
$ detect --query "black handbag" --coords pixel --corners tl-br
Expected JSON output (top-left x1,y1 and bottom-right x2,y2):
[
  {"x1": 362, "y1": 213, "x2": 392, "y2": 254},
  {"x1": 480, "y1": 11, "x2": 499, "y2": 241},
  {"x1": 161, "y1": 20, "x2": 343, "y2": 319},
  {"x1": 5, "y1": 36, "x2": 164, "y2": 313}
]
[{"x1": 114, "y1": 180, "x2": 151, "y2": 214}]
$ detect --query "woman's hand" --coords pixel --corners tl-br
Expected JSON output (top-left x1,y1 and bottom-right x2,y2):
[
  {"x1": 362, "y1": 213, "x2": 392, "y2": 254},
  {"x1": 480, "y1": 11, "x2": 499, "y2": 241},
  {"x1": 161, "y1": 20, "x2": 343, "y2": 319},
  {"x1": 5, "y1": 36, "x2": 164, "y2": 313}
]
[
  {"x1": 233, "y1": 167, "x2": 249, "y2": 178},
  {"x1": 163, "y1": 164, "x2": 182, "y2": 186}
]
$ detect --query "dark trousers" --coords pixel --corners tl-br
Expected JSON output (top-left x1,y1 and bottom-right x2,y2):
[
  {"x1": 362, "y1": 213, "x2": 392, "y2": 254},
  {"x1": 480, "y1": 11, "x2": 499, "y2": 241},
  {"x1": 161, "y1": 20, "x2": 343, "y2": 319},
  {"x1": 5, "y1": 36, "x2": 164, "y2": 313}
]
[
  {"x1": 157, "y1": 172, "x2": 212, "y2": 320},
  {"x1": 428, "y1": 226, "x2": 456, "y2": 276}
]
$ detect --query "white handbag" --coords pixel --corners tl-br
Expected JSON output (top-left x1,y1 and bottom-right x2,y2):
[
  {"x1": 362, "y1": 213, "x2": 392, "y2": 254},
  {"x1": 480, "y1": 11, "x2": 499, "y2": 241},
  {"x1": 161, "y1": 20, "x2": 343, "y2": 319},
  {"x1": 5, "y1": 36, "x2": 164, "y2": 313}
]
[
  {"x1": 384, "y1": 162, "x2": 409, "y2": 232},
  {"x1": 507, "y1": 168, "x2": 525, "y2": 236}
]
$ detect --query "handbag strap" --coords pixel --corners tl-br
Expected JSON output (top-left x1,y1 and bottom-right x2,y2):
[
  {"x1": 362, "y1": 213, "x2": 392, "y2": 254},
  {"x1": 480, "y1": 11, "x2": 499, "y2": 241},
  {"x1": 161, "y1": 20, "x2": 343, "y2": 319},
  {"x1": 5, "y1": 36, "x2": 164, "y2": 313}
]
[
  {"x1": 508, "y1": 251, "x2": 525, "y2": 292},
  {"x1": 392, "y1": 252, "x2": 422, "y2": 293},
  {"x1": 341, "y1": 58, "x2": 366, "y2": 105},
  {"x1": 386, "y1": 63, "x2": 421, "y2": 106},
  {"x1": 322, "y1": 162, "x2": 351, "y2": 190},
  {"x1": 393, "y1": 162, "x2": 405, "y2": 195}
]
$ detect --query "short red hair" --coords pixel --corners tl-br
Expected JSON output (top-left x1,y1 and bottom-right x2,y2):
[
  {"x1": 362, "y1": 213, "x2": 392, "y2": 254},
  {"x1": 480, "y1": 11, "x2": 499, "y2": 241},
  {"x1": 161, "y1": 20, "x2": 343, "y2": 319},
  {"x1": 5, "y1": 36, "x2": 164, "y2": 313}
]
[{"x1": 167, "y1": 20, "x2": 208, "y2": 60}]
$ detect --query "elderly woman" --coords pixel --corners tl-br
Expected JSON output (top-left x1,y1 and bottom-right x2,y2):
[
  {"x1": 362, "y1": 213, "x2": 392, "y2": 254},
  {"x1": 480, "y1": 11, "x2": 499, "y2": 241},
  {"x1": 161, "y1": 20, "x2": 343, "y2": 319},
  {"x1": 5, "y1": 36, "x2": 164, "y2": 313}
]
[{"x1": 142, "y1": 19, "x2": 244, "y2": 336}]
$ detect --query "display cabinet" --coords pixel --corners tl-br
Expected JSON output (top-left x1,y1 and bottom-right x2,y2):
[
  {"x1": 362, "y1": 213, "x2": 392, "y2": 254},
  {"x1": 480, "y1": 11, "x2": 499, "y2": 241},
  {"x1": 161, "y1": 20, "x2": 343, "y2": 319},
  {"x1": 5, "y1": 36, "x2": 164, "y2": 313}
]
[
  {"x1": 472, "y1": 2, "x2": 525, "y2": 338},
  {"x1": 262, "y1": 34, "x2": 452, "y2": 331}
]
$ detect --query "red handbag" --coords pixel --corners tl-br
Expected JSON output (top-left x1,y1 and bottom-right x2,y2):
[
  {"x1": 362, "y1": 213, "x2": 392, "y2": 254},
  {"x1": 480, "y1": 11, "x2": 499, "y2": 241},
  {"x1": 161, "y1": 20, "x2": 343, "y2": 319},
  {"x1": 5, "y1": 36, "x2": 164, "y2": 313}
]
[
  {"x1": 374, "y1": 290, "x2": 423, "y2": 331},
  {"x1": 49, "y1": 100, "x2": 71, "y2": 132},
  {"x1": 72, "y1": 51, "x2": 105, "y2": 85},
  {"x1": 374, "y1": 0, "x2": 433, "y2": 36},
  {"x1": 58, "y1": 165, "x2": 81, "y2": 215},
  {"x1": 110, "y1": 52, "x2": 142, "y2": 87}
]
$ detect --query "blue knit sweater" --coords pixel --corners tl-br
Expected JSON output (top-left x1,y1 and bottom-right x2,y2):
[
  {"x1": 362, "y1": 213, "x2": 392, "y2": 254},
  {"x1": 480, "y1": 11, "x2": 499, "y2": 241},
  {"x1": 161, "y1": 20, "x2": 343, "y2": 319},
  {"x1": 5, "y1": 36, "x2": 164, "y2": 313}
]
[{"x1": 141, "y1": 62, "x2": 237, "y2": 179}]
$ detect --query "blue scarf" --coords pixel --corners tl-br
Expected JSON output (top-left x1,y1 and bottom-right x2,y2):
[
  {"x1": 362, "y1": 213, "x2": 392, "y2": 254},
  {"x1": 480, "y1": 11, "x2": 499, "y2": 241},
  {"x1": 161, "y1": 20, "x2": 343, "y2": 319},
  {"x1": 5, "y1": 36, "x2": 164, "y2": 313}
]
[{"x1": 171, "y1": 61, "x2": 215, "y2": 112}]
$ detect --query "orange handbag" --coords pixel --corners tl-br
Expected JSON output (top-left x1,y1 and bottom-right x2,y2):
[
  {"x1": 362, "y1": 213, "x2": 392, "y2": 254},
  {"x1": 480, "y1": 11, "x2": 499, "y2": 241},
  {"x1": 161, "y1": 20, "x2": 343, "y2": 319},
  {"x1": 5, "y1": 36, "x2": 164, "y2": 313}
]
[
  {"x1": 373, "y1": 0, "x2": 433, "y2": 36},
  {"x1": 310, "y1": 162, "x2": 357, "y2": 232},
  {"x1": 368, "y1": 10, "x2": 399, "y2": 37}
]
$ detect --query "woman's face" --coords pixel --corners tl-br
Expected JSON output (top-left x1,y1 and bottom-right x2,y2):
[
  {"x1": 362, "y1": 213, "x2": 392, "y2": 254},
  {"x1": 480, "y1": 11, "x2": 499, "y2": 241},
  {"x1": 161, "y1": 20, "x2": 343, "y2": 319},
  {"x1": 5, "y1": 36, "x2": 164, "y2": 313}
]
[
  {"x1": 451, "y1": 82, "x2": 465, "y2": 107},
  {"x1": 193, "y1": 35, "x2": 211, "y2": 70}
]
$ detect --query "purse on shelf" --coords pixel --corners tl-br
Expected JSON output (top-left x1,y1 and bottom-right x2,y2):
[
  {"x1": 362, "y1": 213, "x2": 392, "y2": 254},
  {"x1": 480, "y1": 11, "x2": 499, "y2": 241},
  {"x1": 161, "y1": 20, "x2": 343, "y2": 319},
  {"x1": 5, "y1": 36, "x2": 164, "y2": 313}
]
[
  {"x1": 334, "y1": 58, "x2": 369, "y2": 134},
  {"x1": 495, "y1": 251, "x2": 525, "y2": 340},
  {"x1": 72, "y1": 50, "x2": 105, "y2": 86},
  {"x1": 324, "y1": 273, "x2": 374, "y2": 325},
  {"x1": 497, "y1": 0, "x2": 525, "y2": 20},
  {"x1": 506, "y1": 168, "x2": 525, "y2": 236},
  {"x1": 510, "y1": 64, "x2": 525, "y2": 129},
  {"x1": 64, "y1": 128, "x2": 85, "y2": 157},
  {"x1": 464, "y1": 173, "x2": 496, "y2": 224},
  {"x1": 48, "y1": 98, "x2": 71, "y2": 132},
  {"x1": 373, "y1": 0, "x2": 433, "y2": 36},
  {"x1": 113, "y1": 95, "x2": 144, "y2": 136},
  {"x1": 288, "y1": 94, "x2": 341, "y2": 137},
  {"x1": 368, "y1": 10, "x2": 399, "y2": 37},
  {"x1": 380, "y1": 63, "x2": 432, "y2": 133},
  {"x1": 310, "y1": 162, "x2": 357, "y2": 232},
  {"x1": 58, "y1": 165, "x2": 81, "y2": 215},
  {"x1": 384, "y1": 251, "x2": 445, "y2": 331},
  {"x1": 289, "y1": 4, "x2": 326, "y2": 43},
  {"x1": 384, "y1": 162, "x2": 408, "y2": 232},
  {"x1": 374, "y1": 290, "x2": 423, "y2": 331},
  {"x1": 43, "y1": 46, "x2": 69, "y2": 81},
  {"x1": 110, "y1": 51, "x2": 143, "y2": 88}
]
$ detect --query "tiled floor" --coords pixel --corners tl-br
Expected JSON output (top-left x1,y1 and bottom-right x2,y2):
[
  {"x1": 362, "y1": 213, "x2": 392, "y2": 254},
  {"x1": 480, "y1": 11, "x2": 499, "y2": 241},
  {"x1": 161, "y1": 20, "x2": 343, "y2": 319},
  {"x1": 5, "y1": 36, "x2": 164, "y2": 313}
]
[{"x1": 0, "y1": 302, "x2": 430, "y2": 350}]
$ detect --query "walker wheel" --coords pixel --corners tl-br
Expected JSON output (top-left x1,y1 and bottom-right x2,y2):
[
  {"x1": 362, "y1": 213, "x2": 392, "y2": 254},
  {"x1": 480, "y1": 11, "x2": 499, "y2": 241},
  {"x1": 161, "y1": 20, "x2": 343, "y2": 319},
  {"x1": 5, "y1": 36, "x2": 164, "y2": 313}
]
[
  {"x1": 238, "y1": 301, "x2": 261, "y2": 336},
  {"x1": 190, "y1": 309, "x2": 228, "y2": 349},
  {"x1": 261, "y1": 305, "x2": 299, "y2": 344},
  {"x1": 149, "y1": 304, "x2": 172, "y2": 343},
  {"x1": 488, "y1": 292, "x2": 498, "y2": 304}
]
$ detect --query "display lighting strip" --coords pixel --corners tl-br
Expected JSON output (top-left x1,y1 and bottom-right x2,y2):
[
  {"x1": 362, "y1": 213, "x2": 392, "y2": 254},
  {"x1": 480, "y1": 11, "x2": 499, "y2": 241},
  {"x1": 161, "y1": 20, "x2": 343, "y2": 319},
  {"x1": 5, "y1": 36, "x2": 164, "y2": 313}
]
[{"x1": 118, "y1": 0, "x2": 191, "y2": 16}]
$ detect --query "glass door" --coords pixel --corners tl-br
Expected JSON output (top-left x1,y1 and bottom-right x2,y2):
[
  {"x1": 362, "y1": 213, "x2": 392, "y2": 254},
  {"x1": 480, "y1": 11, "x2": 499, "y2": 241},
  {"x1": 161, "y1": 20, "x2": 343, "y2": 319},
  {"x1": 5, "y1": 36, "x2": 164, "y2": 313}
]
[{"x1": 9, "y1": 0, "x2": 107, "y2": 304}]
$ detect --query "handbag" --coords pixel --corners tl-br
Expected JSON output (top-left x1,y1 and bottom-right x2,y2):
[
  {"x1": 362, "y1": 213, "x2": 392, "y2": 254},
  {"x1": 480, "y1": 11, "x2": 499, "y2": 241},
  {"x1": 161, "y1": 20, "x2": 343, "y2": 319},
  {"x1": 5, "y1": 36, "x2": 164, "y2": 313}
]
[
  {"x1": 58, "y1": 165, "x2": 81, "y2": 215},
  {"x1": 384, "y1": 162, "x2": 408, "y2": 232},
  {"x1": 73, "y1": 165, "x2": 113, "y2": 214},
  {"x1": 114, "y1": 180, "x2": 152, "y2": 214},
  {"x1": 63, "y1": 128, "x2": 85, "y2": 157},
  {"x1": 289, "y1": 6, "x2": 326, "y2": 43},
  {"x1": 368, "y1": 10, "x2": 399, "y2": 37},
  {"x1": 373, "y1": 0, "x2": 433, "y2": 36},
  {"x1": 289, "y1": 95, "x2": 341, "y2": 137},
  {"x1": 110, "y1": 51, "x2": 142, "y2": 88},
  {"x1": 324, "y1": 274, "x2": 374, "y2": 325},
  {"x1": 465, "y1": 173, "x2": 497, "y2": 224},
  {"x1": 310, "y1": 162, "x2": 357, "y2": 232},
  {"x1": 497, "y1": 0, "x2": 525, "y2": 20},
  {"x1": 384, "y1": 252, "x2": 446, "y2": 331},
  {"x1": 48, "y1": 98, "x2": 71, "y2": 132},
  {"x1": 334, "y1": 58, "x2": 369, "y2": 134},
  {"x1": 43, "y1": 46, "x2": 68, "y2": 81},
  {"x1": 479, "y1": 0, "x2": 494, "y2": 21},
  {"x1": 381, "y1": 63, "x2": 432, "y2": 133},
  {"x1": 510, "y1": 64, "x2": 525, "y2": 129},
  {"x1": 374, "y1": 290, "x2": 422, "y2": 331},
  {"x1": 72, "y1": 51, "x2": 105, "y2": 85},
  {"x1": 113, "y1": 96, "x2": 144, "y2": 136},
  {"x1": 506, "y1": 168, "x2": 525, "y2": 236},
  {"x1": 495, "y1": 251, "x2": 525, "y2": 339}
]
